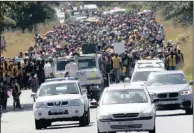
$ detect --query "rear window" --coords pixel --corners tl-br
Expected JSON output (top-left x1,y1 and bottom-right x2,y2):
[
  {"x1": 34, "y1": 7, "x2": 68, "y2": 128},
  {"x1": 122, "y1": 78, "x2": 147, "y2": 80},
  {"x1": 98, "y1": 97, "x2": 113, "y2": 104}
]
[{"x1": 132, "y1": 71, "x2": 156, "y2": 82}]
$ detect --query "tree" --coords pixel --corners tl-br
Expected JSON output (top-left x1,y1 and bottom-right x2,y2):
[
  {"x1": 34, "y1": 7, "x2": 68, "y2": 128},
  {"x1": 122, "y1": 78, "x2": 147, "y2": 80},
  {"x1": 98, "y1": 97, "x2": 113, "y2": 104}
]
[
  {"x1": 0, "y1": 1, "x2": 56, "y2": 32},
  {"x1": 149, "y1": 1, "x2": 193, "y2": 26}
]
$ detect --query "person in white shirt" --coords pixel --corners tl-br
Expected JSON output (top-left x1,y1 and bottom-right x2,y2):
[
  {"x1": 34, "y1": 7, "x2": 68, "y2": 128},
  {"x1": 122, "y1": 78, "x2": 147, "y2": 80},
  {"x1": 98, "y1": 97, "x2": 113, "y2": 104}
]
[
  {"x1": 65, "y1": 61, "x2": 78, "y2": 78},
  {"x1": 44, "y1": 60, "x2": 53, "y2": 78}
]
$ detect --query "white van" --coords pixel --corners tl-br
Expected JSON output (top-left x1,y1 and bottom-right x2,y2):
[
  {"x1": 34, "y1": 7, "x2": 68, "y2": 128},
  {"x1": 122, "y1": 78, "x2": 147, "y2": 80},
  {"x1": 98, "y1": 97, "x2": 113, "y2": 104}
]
[
  {"x1": 130, "y1": 64, "x2": 165, "y2": 85},
  {"x1": 134, "y1": 59, "x2": 165, "y2": 71}
]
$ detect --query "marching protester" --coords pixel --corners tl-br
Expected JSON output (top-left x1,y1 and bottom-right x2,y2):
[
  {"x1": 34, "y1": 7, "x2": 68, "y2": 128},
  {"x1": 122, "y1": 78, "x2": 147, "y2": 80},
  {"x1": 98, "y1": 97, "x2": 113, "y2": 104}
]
[{"x1": 0, "y1": 7, "x2": 185, "y2": 112}]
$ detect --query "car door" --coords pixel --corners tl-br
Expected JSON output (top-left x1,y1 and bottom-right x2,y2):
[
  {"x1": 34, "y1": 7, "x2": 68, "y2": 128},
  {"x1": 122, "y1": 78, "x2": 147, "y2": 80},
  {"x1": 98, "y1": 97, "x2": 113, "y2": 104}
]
[{"x1": 78, "y1": 83, "x2": 89, "y2": 110}]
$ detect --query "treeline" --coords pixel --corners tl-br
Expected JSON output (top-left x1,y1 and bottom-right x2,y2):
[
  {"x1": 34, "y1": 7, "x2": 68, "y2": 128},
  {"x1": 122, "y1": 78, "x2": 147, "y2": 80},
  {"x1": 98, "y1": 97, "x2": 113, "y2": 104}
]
[
  {"x1": 0, "y1": 1, "x2": 59, "y2": 33},
  {"x1": 149, "y1": 1, "x2": 193, "y2": 26},
  {"x1": 83, "y1": 1, "x2": 193, "y2": 26},
  {"x1": 0, "y1": 1, "x2": 192, "y2": 33}
]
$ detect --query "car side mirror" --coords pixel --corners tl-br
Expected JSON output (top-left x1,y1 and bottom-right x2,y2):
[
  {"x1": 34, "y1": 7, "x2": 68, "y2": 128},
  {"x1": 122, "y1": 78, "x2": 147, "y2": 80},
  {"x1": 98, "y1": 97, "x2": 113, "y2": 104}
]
[
  {"x1": 31, "y1": 93, "x2": 37, "y2": 98},
  {"x1": 141, "y1": 82, "x2": 147, "y2": 86},
  {"x1": 189, "y1": 80, "x2": 193, "y2": 85},
  {"x1": 124, "y1": 77, "x2": 131, "y2": 83}
]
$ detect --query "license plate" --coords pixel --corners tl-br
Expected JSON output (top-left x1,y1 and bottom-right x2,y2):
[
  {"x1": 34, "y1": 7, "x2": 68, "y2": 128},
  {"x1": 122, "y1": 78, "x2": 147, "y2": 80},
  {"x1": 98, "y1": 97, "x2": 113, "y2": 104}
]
[
  {"x1": 50, "y1": 108, "x2": 66, "y2": 113},
  {"x1": 160, "y1": 101, "x2": 176, "y2": 105},
  {"x1": 118, "y1": 121, "x2": 134, "y2": 125}
]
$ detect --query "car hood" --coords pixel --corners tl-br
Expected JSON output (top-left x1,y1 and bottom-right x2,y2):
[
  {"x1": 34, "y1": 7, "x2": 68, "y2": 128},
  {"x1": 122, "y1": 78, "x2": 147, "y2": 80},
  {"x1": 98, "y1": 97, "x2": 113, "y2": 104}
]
[
  {"x1": 98, "y1": 103, "x2": 149, "y2": 115},
  {"x1": 37, "y1": 94, "x2": 81, "y2": 102},
  {"x1": 131, "y1": 81, "x2": 145, "y2": 85},
  {"x1": 147, "y1": 84, "x2": 190, "y2": 93}
]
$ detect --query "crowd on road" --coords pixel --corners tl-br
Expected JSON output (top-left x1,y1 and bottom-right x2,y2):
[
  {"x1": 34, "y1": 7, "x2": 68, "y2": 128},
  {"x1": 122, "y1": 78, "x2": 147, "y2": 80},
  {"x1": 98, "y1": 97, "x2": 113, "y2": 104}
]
[{"x1": 0, "y1": 7, "x2": 185, "y2": 112}]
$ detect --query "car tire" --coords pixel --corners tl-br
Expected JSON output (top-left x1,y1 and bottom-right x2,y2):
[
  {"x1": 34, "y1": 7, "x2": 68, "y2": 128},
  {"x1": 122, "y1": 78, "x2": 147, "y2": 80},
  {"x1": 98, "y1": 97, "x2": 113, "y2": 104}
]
[
  {"x1": 79, "y1": 111, "x2": 87, "y2": 127},
  {"x1": 35, "y1": 119, "x2": 43, "y2": 130},
  {"x1": 86, "y1": 107, "x2": 90, "y2": 125},
  {"x1": 185, "y1": 108, "x2": 193, "y2": 115},
  {"x1": 148, "y1": 124, "x2": 156, "y2": 133}
]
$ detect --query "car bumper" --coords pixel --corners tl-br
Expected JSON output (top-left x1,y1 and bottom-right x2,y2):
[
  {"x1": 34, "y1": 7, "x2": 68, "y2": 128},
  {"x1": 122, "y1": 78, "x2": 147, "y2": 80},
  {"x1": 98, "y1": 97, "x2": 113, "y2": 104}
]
[
  {"x1": 97, "y1": 117, "x2": 155, "y2": 132},
  {"x1": 155, "y1": 94, "x2": 193, "y2": 109},
  {"x1": 34, "y1": 105, "x2": 84, "y2": 121}
]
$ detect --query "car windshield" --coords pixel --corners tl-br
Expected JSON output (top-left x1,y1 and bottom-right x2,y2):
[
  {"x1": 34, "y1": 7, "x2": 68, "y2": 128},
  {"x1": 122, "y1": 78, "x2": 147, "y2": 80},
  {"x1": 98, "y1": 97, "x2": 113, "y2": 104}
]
[
  {"x1": 39, "y1": 83, "x2": 79, "y2": 97},
  {"x1": 103, "y1": 89, "x2": 148, "y2": 105},
  {"x1": 78, "y1": 58, "x2": 96, "y2": 69},
  {"x1": 56, "y1": 60, "x2": 69, "y2": 71},
  {"x1": 147, "y1": 73, "x2": 187, "y2": 86},
  {"x1": 132, "y1": 71, "x2": 156, "y2": 82},
  {"x1": 71, "y1": 11, "x2": 81, "y2": 16}
]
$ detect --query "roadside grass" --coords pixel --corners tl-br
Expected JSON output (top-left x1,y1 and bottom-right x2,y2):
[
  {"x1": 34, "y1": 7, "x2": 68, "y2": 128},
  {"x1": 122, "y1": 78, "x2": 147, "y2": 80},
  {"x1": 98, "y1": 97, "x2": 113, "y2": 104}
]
[
  {"x1": 156, "y1": 13, "x2": 193, "y2": 80},
  {"x1": 2, "y1": 21, "x2": 59, "y2": 58}
]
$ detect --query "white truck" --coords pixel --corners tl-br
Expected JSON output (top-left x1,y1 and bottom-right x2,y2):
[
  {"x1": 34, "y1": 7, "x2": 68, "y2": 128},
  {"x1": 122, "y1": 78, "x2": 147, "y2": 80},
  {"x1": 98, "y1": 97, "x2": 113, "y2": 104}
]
[
  {"x1": 53, "y1": 56, "x2": 74, "y2": 78},
  {"x1": 75, "y1": 54, "x2": 104, "y2": 102}
]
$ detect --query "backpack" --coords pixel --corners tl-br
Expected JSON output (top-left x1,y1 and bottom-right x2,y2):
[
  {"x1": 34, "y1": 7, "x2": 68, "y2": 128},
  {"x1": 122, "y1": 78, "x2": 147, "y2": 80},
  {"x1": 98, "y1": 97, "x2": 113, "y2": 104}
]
[{"x1": 30, "y1": 77, "x2": 38, "y2": 86}]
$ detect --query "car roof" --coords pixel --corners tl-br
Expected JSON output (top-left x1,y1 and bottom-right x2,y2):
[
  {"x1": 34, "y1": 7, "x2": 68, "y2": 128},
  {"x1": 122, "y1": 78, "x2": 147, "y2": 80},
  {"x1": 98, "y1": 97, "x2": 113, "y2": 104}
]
[
  {"x1": 135, "y1": 67, "x2": 165, "y2": 72},
  {"x1": 106, "y1": 83, "x2": 145, "y2": 91},
  {"x1": 42, "y1": 80, "x2": 78, "y2": 86},
  {"x1": 136, "y1": 59, "x2": 162, "y2": 63},
  {"x1": 149, "y1": 70, "x2": 184, "y2": 75}
]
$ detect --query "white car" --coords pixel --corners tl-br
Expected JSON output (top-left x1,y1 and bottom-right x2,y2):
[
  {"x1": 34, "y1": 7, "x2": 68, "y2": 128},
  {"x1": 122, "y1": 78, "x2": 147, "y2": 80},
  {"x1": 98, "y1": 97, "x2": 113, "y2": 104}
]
[
  {"x1": 33, "y1": 79, "x2": 90, "y2": 129},
  {"x1": 146, "y1": 70, "x2": 193, "y2": 114},
  {"x1": 134, "y1": 59, "x2": 165, "y2": 72},
  {"x1": 97, "y1": 84, "x2": 156, "y2": 133},
  {"x1": 130, "y1": 64, "x2": 165, "y2": 85}
]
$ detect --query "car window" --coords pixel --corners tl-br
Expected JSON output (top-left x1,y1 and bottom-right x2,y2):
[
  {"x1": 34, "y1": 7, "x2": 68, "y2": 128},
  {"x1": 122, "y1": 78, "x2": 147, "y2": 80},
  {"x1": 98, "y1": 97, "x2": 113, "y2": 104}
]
[
  {"x1": 132, "y1": 71, "x2": 156, "y2": 82},
  {"x1": 39, "y1": 83, "x2": 79, "y2": 97},
  {"x1": 78, "y1": 58, "x2": 96, "y2": 69},
  {"x1": 102, "y1": 89, "x2": 148, "y2": 105},
  {"x1": 147, "y1": 73, "x2": 187, "y2": 86},
  {"x1": 56, "y1": 60, "x2": 69, "y2": 71}
]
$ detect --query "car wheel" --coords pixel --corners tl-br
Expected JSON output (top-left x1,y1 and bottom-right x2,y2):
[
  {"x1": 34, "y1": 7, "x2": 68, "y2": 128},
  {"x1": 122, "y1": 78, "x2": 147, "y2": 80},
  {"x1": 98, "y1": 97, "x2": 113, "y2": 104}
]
[
  {"x1": 185, "y1": 108, "x2": 193, "y2": 115},
  {"x1": 79, "y1": 111, "x2": 87, "y2": 127},
  {"x1": 86, "y1": 107, "x2": 90, "y2": 125},
  {"x1": 35, "y1": 119, "x2": 43, "y2": 130},
  {"x1": 148, "y1": 124, "x2": 156, "y2": 133}
]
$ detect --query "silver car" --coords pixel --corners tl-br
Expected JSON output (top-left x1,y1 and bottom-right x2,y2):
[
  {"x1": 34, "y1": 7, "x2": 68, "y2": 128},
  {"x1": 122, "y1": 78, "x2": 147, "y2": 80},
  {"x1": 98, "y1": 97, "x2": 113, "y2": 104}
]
[{"x1": 145, "y1": 70, "x2": 193, "y2": 114}]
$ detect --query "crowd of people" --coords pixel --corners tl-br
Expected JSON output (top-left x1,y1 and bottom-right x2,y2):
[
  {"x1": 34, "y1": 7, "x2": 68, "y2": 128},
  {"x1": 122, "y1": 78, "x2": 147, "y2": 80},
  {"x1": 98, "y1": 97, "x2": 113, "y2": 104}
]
[{"x1": 0, "y1": 7, "x2": 184, "y2": 112}]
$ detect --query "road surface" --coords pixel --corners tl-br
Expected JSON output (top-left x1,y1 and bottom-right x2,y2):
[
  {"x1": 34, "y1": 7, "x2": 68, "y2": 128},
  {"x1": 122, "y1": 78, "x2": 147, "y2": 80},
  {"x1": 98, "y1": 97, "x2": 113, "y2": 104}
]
[{"x1": 2, "y1": 90, "x2": 192, "y2": 133}]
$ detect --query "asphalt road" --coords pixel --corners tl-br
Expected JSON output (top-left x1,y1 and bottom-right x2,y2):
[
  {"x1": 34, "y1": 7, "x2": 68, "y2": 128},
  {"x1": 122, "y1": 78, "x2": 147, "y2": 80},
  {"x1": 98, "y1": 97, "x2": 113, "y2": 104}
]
[{"x1": 2, "y1": 90, "x2": 193, "y2": 133}]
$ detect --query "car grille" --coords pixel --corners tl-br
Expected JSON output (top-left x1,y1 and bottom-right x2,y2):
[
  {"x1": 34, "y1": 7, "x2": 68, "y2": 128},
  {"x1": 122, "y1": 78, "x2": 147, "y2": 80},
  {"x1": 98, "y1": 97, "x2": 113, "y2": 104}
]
[
  {"x1": 110, "y1": 124, "x2": 142, "y2": 129},
  {"x1": 47, "y1": 101, "x2": 68, "y2": 107},
  {"x1": 158, "y1": 98, "x2": 178, "y2": 101},
  {"x1": 157, "y1": 93, "x2": 167, "y2": 98},
  {"x1": 169, "y1": 93, "x2": 178, "y2": 97},
  {"x1": 113, "y1": 113, "x2": 139, "y2": 118}
]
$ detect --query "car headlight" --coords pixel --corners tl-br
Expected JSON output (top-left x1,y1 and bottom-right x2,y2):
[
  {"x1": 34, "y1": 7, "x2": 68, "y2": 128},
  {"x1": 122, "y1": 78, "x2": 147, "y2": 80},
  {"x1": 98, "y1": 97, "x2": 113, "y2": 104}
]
[
  {"x1": 149, "y1": 92, "x2": 157, "y2": 99},
  {"x1": 140, "y1": 112, "x2": 153, "y2": 117},
  {"x1": 35, "y1": 102, "x2": 47, "y2": 109},
  {"x1": 180, "y1": 90, "x2": 192, "y2": 95},
  {"x1": 98, "y1": 114, "x2": 112, "y2": 122},
  {"x1": 140, "y1": 108, "x2": 155, "y2": 117},
  {"x1": 68, "y1": 99, "x2": 82, "y2": 106}
]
